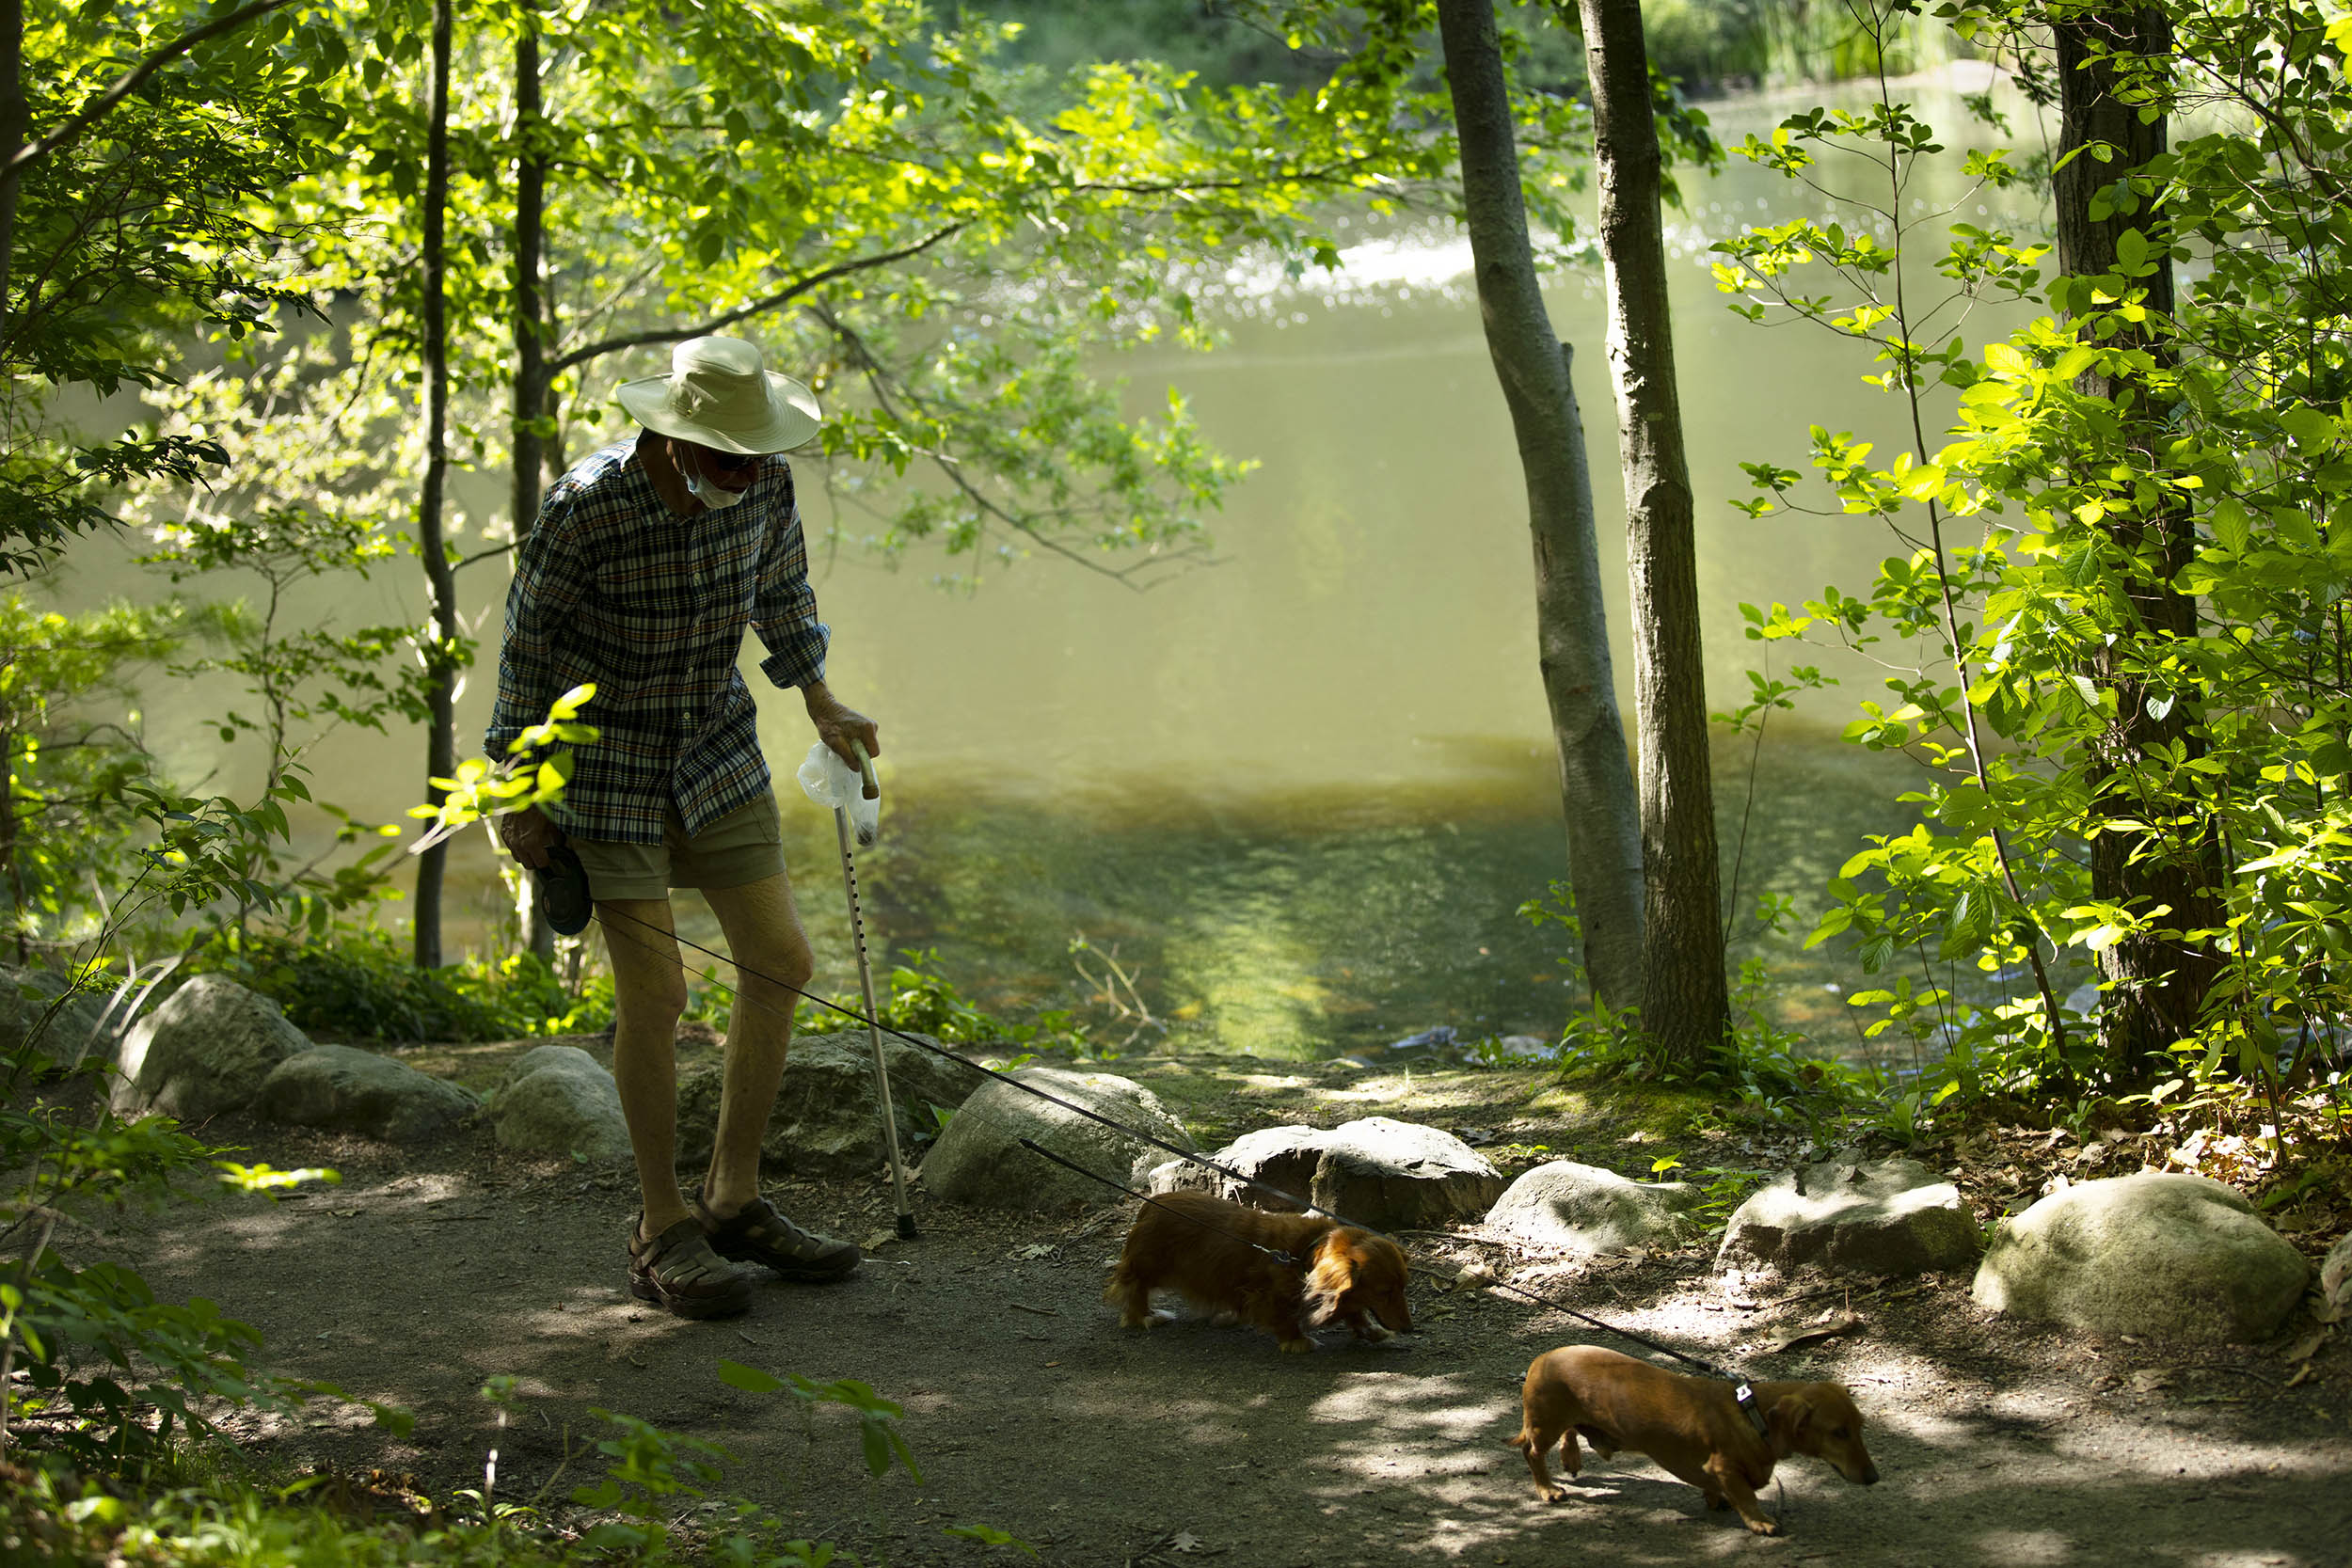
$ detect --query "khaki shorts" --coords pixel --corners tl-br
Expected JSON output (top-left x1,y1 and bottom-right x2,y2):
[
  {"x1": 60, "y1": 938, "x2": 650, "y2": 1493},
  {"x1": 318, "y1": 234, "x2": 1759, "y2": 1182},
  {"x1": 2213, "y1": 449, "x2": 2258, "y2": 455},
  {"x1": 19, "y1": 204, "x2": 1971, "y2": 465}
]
[{"x1": 571, "y1": 795, "x2": 786, "y2": 903}]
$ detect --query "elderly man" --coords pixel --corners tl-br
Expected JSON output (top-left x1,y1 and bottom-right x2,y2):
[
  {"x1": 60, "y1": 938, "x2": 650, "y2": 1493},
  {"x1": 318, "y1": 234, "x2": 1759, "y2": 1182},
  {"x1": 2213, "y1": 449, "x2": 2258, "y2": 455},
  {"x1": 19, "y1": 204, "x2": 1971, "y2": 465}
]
[{"x1": 488, "y1": 335, "x2": 874, "y2": 1319}]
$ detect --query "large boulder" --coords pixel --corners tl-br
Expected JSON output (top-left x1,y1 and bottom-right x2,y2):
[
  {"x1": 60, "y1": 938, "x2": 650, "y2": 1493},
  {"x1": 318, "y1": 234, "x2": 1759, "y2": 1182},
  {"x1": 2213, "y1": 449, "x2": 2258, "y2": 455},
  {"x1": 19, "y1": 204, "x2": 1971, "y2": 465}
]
[
  {"x1": 1486, "y1": 1161, "x2": 1703, "y2": 1256},
  {"x1": 1147, "y1": 1125, "x2": 1328, "y2": 1210},
  {"x1": 256, "y1": 1044, "x2": 477, "y2": 1142},
  {"x1": 113, "y1": 974, "x2": 310, "y2": 1122},
  {"x1": 2, "y1": 962, "x2": 109, "y2": 1064},
  {"x1": 489, "y1": 1044, "x2": 632, "y2": 1163},
  {"x1": 1719, "y1": 1154, "x2": 1977, "y2": 1277},
  {"x1": 919, "y1": 1067, "x2": 1193, "y2": 1212},
  {"x1": 1973, "y1": 1173, "x2": 2312, "y2": 1343},
  {"x1": 673, "y1": 1030, "x2": 984, "y2": 1176},
  {"x1": 1309, "y1": 1117, "x2": 1504, "y2": 1231}
]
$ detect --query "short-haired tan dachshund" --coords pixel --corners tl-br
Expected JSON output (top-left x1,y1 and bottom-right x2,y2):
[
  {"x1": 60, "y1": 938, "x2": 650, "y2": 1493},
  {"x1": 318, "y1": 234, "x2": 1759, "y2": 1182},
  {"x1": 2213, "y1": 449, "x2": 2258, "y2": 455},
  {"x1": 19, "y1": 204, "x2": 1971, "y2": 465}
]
[{"x1": 1510, "y1": 1345, "x2": 1879, "y2": 1535}]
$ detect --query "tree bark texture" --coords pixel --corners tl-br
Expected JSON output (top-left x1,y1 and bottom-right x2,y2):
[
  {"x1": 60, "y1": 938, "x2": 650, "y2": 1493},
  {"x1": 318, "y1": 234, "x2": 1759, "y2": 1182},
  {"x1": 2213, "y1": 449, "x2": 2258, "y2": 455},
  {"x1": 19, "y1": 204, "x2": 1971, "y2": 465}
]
[
  {"x1": 1575, "y1": 0, "x2": 1728, "y2": 1063},
  {"x1": 0, "y1": 0, "x2": 26, "y2": 349},
  {"x1": 1433, "y1": 0, "x2": 1646, "y2": 1007},
  {"x1": 511, "y1": 8, "x2": 554, "y2": 962},
  {"x1": 412, "y1": 0, "x2": 456, "y2": 969},
  {"x1": 2052, "y1": 5, "x2": 2222, "y2": 1080}
]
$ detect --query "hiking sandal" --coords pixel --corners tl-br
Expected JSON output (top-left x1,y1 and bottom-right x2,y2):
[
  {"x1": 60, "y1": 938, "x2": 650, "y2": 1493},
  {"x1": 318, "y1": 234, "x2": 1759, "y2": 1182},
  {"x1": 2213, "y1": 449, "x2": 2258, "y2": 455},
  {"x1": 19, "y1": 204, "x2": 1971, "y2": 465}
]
[
  {"x1": 694, "y1": 1193, "x2": 861, "y2": 1282},
  {"x1": 628, "y1": 1214, "x2": 754, "y2": 1319}
]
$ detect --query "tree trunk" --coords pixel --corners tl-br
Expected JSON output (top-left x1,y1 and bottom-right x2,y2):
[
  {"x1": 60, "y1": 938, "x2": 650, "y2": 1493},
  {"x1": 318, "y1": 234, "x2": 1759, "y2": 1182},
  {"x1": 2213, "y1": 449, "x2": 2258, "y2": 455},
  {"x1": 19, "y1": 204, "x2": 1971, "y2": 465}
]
[
  {"x1": 2052, "y1": 5, "x2": 2219, "y2": 1082},
  {"x1": 1432, "y1": 0, "x2": 1645, "y2": 1007},
  {"x1": 1, "y1": 725, "x2": 24, "y2": 964},
  {"x1": 0, "y1": 0, "x2": 26, "y2": 350},
  {"x1": 510, "y1": 4, "x2": 554, "y2": 962},
  {"x1": 412, "y1": 0, "x2": 456, "y2": 970},
  {"x1": 1576, "y1": 0, "x2": 1727, "y2": 1064}
]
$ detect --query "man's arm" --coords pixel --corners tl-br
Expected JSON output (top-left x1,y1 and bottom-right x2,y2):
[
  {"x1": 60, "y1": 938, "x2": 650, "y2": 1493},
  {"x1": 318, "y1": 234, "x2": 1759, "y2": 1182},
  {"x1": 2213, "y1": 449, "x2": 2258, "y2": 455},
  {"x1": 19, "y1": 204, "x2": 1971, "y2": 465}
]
[
  {"x1": 750, "y1": 468, "x2": 880, "y2": 768},
  {"x1": 487, "y1": 499, "x2": 589, "y2": 867}
]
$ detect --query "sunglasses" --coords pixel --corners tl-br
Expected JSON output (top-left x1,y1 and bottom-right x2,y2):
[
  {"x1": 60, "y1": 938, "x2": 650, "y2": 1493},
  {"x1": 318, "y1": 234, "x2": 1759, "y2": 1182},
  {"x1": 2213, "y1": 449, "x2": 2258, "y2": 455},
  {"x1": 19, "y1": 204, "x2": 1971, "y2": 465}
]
[{"x1": 704, "y1": 449, "x2": 760, "y2": 475}]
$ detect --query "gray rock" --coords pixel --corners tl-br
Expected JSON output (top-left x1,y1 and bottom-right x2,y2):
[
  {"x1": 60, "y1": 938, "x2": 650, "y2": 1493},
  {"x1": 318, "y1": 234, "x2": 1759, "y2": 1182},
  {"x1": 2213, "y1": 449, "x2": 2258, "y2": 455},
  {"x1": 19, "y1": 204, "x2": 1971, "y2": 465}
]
[
  {"x1": 919, "y1": 1067, "x2": 1193, "y2": 1212},
  {"x1": 1719, "y1": 1154, "x2": 1977, "y2": 1277},
  {"x1": 1, "y1": 962, "x2": 109, "y2": 1063},
  {"x1": 1973, "y1": 1173, "x2": 2312, "y2": 1343},
  {"x1": 1486, "y1": 1161, "x2": 1703, "y2": 1256},
  {"x1": 256, "y1": 1044, "x2": 477, "y2": 1141},
  {"x1": 1147, "y1": 1125, "x2": 1328, "y2": 1210},
  {"x1": 1308, "y1": 1117, "x2": 1504, "y2": 1231},
  {"x1": 113, "y1": 974, "x2": 310, "y2": 1122},
  {"x1": 673, "y1": 1030, "x2": 984, "y2": 1176},
  {"x1": 2322, "y1": 1231, "x2": 2352, "y2": 1323},
  {"x1": 490, "y1": 1044, "x2": 631, "y2": 1163}
]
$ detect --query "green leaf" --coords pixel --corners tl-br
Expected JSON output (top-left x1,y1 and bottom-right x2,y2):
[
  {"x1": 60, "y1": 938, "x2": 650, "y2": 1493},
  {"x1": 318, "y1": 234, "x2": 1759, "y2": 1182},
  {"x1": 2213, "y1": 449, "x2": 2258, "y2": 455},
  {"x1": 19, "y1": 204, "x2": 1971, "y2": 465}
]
[
  {"x1": 2280, "y1": 405, "x2": 2337, "y2": 451},
  {"x1": 717, "y1": 1359, "x2": 786, "y2": 1394}
]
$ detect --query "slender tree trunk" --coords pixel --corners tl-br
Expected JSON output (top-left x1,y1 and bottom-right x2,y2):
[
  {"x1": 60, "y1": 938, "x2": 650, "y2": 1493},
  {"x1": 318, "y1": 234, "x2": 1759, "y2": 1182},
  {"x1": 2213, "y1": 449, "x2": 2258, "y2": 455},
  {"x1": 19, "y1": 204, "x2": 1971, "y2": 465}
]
[
  {"x1": 1433, "y1": 0, "x2": 1645, "y2": 1006},
  {"x1": 413, "y1": 0, "x2": 456, "y2": 970},
  {"x1": 510, "y1": 4, "x2": 554, "y2": 962},
  {"x1": 2052, "y1": 5, "x2": 2219, "y2": 1082},
  {"x1": 0, "y1": 0, "x2": 26, "y2": 350},
  {"x1": 1576, "y1": 0, "x2": 1727, "y2": 1064},
  {"x1": 1, "y1": 726, "x2": 24, "y2": 964}
]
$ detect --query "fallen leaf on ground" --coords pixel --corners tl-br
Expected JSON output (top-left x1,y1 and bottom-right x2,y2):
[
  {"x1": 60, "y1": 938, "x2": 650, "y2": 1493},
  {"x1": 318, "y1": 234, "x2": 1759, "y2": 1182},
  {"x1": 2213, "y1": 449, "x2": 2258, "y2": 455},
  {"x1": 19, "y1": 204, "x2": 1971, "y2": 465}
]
[
  {"x1": 1762, "y1": 1310, "x2": 1865, "y2": 1354},
  {"x1": 2283, "y1": 1326, "x2": 2330, "y2": 1364},
  {"x1": 2130, "y1": 1369, "x2": 2175, "y2": 1393}
]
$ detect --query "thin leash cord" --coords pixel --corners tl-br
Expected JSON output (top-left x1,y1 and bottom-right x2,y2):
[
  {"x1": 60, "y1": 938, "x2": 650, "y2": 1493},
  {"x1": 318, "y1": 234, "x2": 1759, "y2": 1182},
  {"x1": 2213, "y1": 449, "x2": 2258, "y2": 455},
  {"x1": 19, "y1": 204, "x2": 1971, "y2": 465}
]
[
  {"x1": 590, "y1": 900, "x2": 1759, "y2": 1386},
  {"x1": 1016, "y1": 1132, "x2": 1308, "y2": 1269},
  {"x1": 1018, "y1": 1140, "x2": 1302, "y2": 1266}
]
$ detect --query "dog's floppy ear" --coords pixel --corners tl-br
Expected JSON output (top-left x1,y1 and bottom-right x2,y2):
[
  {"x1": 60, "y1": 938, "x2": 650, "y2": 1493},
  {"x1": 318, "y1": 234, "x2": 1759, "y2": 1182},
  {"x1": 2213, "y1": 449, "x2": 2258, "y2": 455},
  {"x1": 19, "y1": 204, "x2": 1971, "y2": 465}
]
[
  {"x1": 1301, "y1": 1232, "x2": 1356, "y2": 1327},
  {"x1": 1766, "y1": 1394, "x2": 1813, "y2": 1453}
]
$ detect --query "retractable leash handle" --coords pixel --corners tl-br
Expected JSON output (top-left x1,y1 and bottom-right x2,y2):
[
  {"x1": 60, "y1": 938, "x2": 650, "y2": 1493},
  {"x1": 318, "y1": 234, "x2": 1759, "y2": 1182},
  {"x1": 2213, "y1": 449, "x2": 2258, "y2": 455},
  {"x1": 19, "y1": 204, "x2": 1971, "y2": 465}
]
[{"x1": 835, "y1": 737, "x2": 915, "y2": 1240}]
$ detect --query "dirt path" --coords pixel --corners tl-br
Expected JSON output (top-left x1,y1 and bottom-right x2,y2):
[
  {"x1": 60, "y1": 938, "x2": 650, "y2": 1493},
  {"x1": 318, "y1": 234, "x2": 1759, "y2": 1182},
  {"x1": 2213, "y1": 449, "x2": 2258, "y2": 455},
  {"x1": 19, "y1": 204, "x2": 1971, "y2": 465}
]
[{"x1": 62, "y1": 1047, "x2": 2352, "y2": 1568}]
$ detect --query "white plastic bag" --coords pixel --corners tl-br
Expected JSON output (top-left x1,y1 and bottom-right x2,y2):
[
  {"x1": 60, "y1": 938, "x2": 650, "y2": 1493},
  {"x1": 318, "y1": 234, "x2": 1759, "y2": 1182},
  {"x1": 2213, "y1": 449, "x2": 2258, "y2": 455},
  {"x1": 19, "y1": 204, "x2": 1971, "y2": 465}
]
[{"x1": 796, "y1": 740, "x2": 880, "y2": 846}]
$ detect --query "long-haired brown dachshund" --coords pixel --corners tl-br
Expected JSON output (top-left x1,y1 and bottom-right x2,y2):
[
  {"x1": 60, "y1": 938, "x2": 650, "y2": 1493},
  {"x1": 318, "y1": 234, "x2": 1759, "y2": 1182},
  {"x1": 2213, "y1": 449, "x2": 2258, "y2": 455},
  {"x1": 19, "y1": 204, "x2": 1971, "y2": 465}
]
[
  {"x1": 1104, "y1": 1191, "x2": 1413, "y2": 1353},
  {"x1": 1511, "y1": 1345, "x2": 1878, "y2": 1535}
]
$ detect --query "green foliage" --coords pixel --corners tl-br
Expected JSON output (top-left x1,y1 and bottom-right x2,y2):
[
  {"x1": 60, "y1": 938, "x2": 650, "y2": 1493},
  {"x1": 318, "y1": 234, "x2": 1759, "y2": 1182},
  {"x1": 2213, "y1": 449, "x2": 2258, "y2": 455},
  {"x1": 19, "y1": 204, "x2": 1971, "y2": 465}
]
[
  {"x1": 406, "y1": 683, "x2": 599, "y2": 856},
  {"x1": 876, "y1": 948, "x2": 1091, "y2": 1056},
  {"x1": 1644, "y1": 1152, "x2": 1772, "y2": 1227},
  {"x1": 192, "y1": 927, "x2": 549, "y2": 1043},
  {"x1": 1511, "y1": 881, "x2": 1867, "y2": 1127},
  {"x1": 0, "y1": 591, "x2": 189, "y2": 953},
  {"x1": 1711, "y1": 0, "x2": 2352, "y2": 1126},
  {"x1": 1, "y1": 0, "x2": 339, "y2": 574},
  {"x1": 2, "y1": 1354, "x2": 1021, "y2": 1568}
]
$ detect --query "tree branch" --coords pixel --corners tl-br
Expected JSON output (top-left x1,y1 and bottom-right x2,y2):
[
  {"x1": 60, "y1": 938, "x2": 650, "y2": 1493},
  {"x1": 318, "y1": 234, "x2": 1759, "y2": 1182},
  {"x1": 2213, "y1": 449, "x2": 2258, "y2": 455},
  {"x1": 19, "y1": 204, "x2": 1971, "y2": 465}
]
[
  {"x1": 6, "y1": 0, "x2": 296, "y2": 181},
  {"x1": 547, "y1": 218, "x2": 975, "y2": 374}
]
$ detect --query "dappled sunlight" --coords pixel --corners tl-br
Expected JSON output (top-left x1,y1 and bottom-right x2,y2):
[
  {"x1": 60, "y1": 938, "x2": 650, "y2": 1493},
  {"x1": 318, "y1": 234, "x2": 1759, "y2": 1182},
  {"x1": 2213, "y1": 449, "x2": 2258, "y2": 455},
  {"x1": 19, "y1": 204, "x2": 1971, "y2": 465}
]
[{"x1": 1308, "y1": 1370, "x2": 1505, "y2": 1481}]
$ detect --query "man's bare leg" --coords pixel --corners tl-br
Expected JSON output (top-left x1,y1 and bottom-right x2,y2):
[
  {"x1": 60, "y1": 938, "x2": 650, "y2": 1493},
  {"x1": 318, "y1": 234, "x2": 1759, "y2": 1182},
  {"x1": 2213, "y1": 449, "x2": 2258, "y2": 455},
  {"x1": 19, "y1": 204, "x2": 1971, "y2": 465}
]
[
  {"x1": 698, "y1": 871, "x2": 815, "y2": 1217},
  {"x1": 598, "y1": 897, "x2": 692, "y2": 1239}
]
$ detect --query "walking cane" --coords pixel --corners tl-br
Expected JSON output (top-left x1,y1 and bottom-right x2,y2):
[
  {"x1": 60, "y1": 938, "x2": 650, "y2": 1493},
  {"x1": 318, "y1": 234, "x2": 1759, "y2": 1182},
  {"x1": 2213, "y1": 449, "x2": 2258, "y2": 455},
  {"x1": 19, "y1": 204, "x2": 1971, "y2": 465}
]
[{"x1": 833, "y1": 737, "x2": 917, "y2": 1239}]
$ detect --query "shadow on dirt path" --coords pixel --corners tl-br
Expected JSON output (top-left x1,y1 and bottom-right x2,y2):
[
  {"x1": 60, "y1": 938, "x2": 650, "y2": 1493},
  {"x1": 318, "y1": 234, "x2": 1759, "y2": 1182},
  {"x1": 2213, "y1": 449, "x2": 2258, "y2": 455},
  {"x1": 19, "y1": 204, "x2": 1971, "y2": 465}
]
[{"x1": 81, "y1": 1119, "x2": 2352, "y2": 1568}]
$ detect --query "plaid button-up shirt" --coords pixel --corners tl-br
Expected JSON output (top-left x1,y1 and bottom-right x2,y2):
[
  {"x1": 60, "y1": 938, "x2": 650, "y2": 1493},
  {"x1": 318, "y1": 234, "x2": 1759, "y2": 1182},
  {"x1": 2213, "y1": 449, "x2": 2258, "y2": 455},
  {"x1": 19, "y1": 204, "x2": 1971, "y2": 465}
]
[{"x1": 485, "y1": 436, "x2": 829, "y2": 845}]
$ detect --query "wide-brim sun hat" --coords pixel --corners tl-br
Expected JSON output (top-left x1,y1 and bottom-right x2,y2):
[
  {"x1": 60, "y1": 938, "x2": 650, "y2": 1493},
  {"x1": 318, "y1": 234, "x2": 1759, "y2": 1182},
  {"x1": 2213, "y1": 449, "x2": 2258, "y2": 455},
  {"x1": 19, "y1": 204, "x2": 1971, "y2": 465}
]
[{"x1": 614, "y1": 335, "x2": 821, "y2": 454}]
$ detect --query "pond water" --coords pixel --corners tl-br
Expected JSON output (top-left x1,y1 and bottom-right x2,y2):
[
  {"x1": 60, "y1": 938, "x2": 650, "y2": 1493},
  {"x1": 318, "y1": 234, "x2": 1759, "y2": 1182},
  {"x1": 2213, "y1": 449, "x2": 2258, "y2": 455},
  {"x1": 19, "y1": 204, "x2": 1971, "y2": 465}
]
[{"x1": 64, "y1": 68, "x2": 2052, "y2": 1061}]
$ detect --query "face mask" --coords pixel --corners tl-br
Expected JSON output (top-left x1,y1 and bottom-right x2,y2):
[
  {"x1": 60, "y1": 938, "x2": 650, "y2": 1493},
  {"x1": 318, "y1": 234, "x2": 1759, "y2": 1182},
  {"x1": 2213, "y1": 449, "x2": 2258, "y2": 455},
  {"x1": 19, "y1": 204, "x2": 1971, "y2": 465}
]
[{"x1": 683, "y1": 466, "x2": 750, "y2": 510}]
